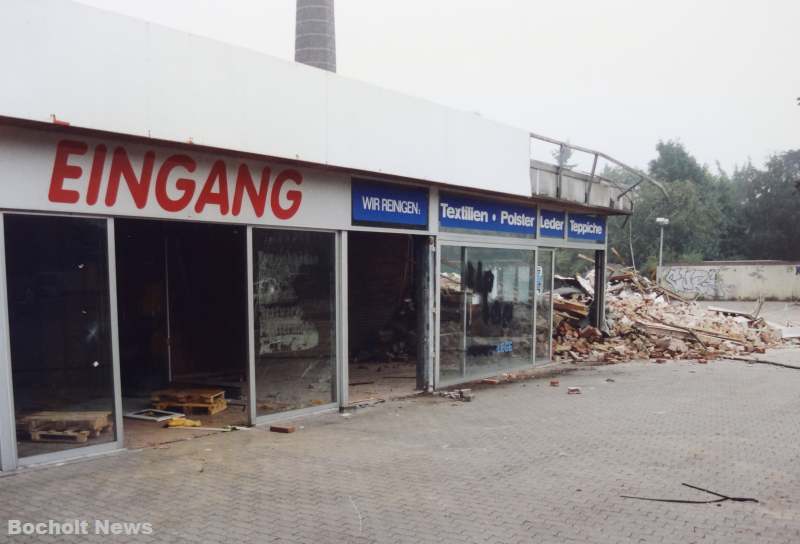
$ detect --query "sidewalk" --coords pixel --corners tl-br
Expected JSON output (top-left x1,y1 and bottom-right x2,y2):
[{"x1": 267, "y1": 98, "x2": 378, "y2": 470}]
[{"x1": 2, "y1": 355, "x2": 800, "y2": 543}]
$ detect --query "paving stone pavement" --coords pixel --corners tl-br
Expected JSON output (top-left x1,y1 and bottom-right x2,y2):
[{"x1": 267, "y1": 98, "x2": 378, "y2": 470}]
[{"x1": 2, "y1": 355, "x2": 800, "y2": 543}]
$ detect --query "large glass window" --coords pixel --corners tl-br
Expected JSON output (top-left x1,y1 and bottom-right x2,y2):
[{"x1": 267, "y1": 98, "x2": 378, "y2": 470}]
[
  {"x1": 439, "y1": 245, "x2": 535, "y2": 383},
  {"x1": 535, "y1": 249, "x2": 554, "y2": 362},
  {"x1": 252, "y1": 229, "x2": 336, "y2": 416},
  {"x1": 4, "y1": 214, "x2": 116, "y2": 458}
]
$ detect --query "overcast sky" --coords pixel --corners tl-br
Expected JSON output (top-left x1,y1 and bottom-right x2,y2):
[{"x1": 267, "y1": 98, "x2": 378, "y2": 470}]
[{"x1": 77, "y1": 0, "x2": 798, "y2": 174}]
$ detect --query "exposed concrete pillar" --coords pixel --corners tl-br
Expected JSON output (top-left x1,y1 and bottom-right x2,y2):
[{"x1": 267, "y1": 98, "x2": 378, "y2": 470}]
[{"x1": 295, "y1": 0, "x2": 336, "y2": 72}]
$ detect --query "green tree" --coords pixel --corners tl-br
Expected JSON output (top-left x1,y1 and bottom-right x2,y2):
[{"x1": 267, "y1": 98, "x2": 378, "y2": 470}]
[
  {"x1": 606, "y1": 141, "x2": 733, "y2": 273},
  {"x1": 648, "y1": 140, "x2": 710, "y2": 185},
  {"x1": 733, "y1": 150, "x2": 800, "y2": 259}
]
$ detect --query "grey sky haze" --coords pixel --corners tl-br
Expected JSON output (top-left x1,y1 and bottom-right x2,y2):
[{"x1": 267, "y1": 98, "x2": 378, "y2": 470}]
[{"x1": 77, "y1": 0, "x2": 798, "y2": 174}]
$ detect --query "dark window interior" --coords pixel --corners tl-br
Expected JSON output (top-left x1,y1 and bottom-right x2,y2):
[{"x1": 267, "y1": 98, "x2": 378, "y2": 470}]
[
  {"x1": 5, "y1": 214, "x2": 116, "y2": 457},
  {"x1": 115, "y1": 219, "x2": 247, "y2": 397}
]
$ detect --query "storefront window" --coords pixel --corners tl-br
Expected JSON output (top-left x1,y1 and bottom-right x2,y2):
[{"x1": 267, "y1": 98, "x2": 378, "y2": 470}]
[
  {"x1": 252, "y1": 229, "x2": 336, "y2": 416},
  {"x1": 535, "y1": 249, "x2": 554, "y2": 362},
  {"x1": 439, "y1": 245, "x2": 535, "y2": 384},
  {"x1": 4, "y1": 214, "x2": 116, "y2": 458}
]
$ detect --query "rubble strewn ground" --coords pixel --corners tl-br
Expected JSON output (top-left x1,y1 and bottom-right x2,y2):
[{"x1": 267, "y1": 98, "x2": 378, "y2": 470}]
[{"x1": 553, "y1": 268, "x2": 797, "y2": 364}]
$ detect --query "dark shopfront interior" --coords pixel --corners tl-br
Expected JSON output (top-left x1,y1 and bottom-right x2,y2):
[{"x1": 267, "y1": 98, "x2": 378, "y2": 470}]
[
  {"x1": 347, "y1": 232, "x2": 429, "y2": 403},
  {"x1": 3, "y1": 215, "x2": 248, "y2": 457},
  {"x1": 115, "y1": 219, "x2": 249, "y2": 448},
  {"x1": 5, "y1": 214, "x2": 118, "y2": 458},
  {"x1": 4, "y1": 212, "x2": 340, "y2": 461},
  {"x1": 3, "y1": 210, "x2": 587, "y2": 462}
]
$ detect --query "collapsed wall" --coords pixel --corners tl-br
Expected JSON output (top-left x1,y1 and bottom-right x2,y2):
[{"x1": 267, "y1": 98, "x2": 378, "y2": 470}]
[{"x1": 553, "y1": 268, "x2": 791, "y2": 363}]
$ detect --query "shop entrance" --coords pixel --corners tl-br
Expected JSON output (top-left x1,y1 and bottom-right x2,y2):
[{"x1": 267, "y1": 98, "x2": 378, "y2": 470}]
[
  {"x1": 115, "y1": 219, "x2": 248, "y2": 448},
  {"x1": 348, "y1": 232, "x2": 430, "y2": 403}
]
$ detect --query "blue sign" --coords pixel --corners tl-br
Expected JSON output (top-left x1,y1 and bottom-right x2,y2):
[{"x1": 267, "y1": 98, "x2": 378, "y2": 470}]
[
  {"x1": 352, "y1": 180, "x2": 429, "y2": 228},
  {"x1": 540, "y1": 210, "x2": 566, "y2": 238},
  {"x1": 438, "y1": 193, "x2": 536, "y2": 235},
  {"x1": 568, "y1": 213, "x2": 606, "y2": 242}
]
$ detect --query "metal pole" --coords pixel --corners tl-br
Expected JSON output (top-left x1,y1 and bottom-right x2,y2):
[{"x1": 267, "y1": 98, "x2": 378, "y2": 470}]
[
  {"x1": 106, "y1": 218, "x2": 124, "y2": 449},
  {"x1": 0, "y1": 213, "x2": 19, "y2": 471},
  {"x1": 657, "y1": 226, "x2": 664, "y2": 284},
  {"x1": 246, "y1": 226, "x2": 257, "y2": 424},
  {"x1": 164, "y1": 237, "x2": 172, "y2": 384},
  {"x1": 336, "y1": 230, "x2": 349, "y2": 408}
]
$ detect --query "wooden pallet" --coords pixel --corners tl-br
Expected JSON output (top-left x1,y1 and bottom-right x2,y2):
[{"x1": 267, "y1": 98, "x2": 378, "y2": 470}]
[
  {"x1": 151, "y1": 387, "x2": 225, "y2": 405},
  {"x1": 17, "y1": 411, "x2": 112, "y2": 435},
  {"x1": 152, "y1": 399, "x2": 228, "y2": 416},
  {"x1": 151, "y1": 387, "x2": 227, "y2": 416},
  {"x1": 29, "y1": 428, "x2": 91, "y2": 443}
]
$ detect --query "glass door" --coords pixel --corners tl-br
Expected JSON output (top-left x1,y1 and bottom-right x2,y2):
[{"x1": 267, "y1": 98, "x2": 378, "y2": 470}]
[{"x1": 4, "y1": 214, "x2": 117, "y2": 460}]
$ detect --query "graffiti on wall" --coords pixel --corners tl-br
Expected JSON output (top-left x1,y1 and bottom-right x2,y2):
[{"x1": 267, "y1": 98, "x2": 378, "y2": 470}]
[
  {"x1": 255, "y1": 250, "x2": 320, "y2": 354},
  {"x1": 662, "y1": 267, "x2": 725, "y2": 299}
]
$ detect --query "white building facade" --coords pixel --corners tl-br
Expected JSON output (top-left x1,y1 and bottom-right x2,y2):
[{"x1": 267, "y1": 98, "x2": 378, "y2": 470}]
[{"x1": 0, "y1": 0, "x2": 631, "y2": 471}]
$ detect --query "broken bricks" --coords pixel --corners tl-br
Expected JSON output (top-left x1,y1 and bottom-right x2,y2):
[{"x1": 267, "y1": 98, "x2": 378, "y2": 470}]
[
  {"x1": 269, "y1": 424, "x2": 296, "y2": 434},
  {"x1": 567, "y1": 387, "x2": 582, "y2": 395},
  {"x1": 579, "y1": 326, "x2": 603, "y2": 341},
  {"x1": 553, "y1": 266, "x2": 788, "y2": 365},
  {"x1": 437, "y1": 388, "x2": 474, "y2": 402}
]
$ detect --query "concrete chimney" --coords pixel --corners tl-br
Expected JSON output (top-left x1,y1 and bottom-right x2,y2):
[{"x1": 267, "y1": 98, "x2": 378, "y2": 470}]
[{"x1": 295, "y1": 0, "x2": 336, "y2": 72}]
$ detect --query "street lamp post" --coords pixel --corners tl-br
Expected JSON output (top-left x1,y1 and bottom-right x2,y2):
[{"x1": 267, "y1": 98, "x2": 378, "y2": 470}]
[{"x1": 655, "y1": 217, "x2": 669, "y2": 284}]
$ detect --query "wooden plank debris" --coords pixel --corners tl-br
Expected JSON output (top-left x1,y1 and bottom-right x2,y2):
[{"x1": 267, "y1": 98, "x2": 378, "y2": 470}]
[
  {"x1": 553, "y1": 298, "x2": 589, "y2": 318},
  {"x1": 552, "y1": 267, "x2": 789, "y2": 364},
  {"x1": 17, "y1": 411, "x2": 113, "y2": 441},
  {"x1": 30, "y1": 429, "x2": 91, "y2": 443},
  {"x1": 151, "y1": 387, "x2": 227, "y2": 415}
]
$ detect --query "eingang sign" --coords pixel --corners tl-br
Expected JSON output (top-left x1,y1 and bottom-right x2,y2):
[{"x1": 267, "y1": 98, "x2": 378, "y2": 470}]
[{"x1": 0, "y1": 125, "x2": 350, "y2": 229}]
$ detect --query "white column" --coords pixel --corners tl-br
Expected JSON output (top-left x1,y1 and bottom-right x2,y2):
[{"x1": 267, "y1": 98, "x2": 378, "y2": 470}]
[{"x1": 0, "y1": 213, "x2": 19, "y2": 470}]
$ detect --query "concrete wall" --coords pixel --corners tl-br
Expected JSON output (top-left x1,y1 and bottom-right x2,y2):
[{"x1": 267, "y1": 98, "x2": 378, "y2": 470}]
[{"x1": 658, "y1": 262, "x2": 800, "y2": 301}]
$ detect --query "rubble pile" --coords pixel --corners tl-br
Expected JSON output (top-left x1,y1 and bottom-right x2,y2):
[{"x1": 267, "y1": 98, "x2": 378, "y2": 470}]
[{"x1": 553, "y1": 268, "x2": 786, "y2": 363}]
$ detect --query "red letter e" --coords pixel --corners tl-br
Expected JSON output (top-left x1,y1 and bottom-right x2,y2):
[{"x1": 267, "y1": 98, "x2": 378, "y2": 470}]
[{"x1": 49, "y1": 140, "x2": 87, "y2": 203}]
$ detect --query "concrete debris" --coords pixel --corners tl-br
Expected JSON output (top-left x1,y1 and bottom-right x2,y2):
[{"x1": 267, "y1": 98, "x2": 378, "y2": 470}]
[
  {"x1": 438, "y1": 388, "x2": 474, "y2": 402},
  {"x1": 554, "y1": 268, "x2": 789, "y2": 364}
]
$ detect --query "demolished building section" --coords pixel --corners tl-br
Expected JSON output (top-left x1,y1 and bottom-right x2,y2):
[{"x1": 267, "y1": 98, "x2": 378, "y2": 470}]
[{"x1": 553, "y1": 268, "x2": 791, "y2": 363}]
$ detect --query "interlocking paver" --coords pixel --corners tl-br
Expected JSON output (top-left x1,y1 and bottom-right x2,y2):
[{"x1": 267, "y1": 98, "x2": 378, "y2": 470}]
[{"x1": 1, "y1": 356, "x2": 800, "y2": 543}]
